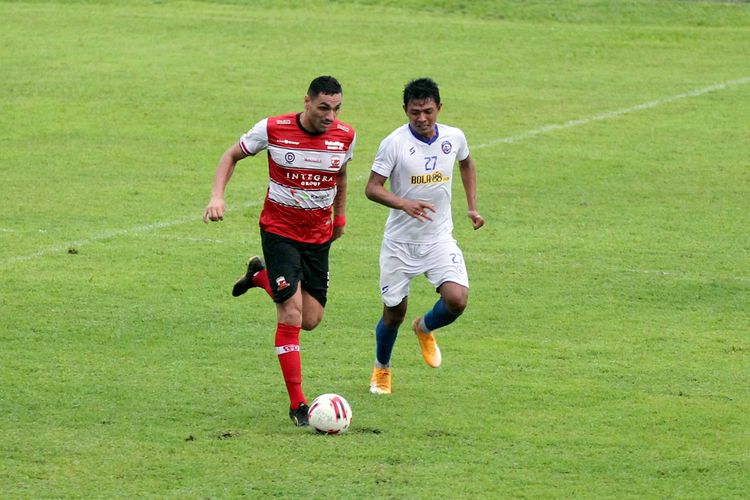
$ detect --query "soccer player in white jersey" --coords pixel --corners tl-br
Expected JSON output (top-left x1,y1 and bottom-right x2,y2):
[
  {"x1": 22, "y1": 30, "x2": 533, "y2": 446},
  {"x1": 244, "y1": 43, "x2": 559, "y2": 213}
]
[
  {"x1": 203, "y1": 76, "x2": 356, "y2": 426},
  {"x1": 365, "y1": 77, "x2": 484, "y2": 395}
]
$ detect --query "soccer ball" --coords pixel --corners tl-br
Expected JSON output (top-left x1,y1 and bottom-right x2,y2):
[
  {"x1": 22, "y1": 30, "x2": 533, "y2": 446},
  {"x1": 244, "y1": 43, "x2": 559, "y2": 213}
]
[{"x1": 307, "y1": 393, "x2": 352, "y2": 434}]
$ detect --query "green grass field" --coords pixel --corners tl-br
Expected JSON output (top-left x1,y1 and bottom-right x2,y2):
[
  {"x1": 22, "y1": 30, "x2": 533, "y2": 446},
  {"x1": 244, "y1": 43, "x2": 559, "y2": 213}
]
[{"x1": 2, "y1": 0, "x2": 749, "y2": 497}]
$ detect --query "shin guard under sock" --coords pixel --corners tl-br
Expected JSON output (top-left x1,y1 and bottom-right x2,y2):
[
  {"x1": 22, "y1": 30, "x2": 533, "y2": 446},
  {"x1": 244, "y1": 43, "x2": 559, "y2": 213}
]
[
  {"x1": 375, "y1": 318, "x2": 398, "y2": 367},
  {"x1": 423, "y1": 297, "x2": 462, "y2": 332},
  {"x1": 275, "y1": 322, "x2": 305, "y2": 408}
]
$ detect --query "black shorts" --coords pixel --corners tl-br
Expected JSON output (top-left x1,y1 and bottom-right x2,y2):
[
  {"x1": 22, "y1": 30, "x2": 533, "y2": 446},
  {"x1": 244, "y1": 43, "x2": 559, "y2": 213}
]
[{"x1": 260, "y1": 229, "x2": 331, "y2": 306}]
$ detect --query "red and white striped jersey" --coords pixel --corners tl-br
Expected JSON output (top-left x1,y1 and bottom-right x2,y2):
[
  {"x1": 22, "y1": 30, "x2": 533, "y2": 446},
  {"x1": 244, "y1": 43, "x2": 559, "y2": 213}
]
[{"x1": 239, "y1": 112, "x2": 356, "y2": 244}]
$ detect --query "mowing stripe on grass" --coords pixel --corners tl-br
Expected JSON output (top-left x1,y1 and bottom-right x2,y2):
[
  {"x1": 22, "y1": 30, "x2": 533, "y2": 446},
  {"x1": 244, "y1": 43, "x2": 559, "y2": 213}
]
[
  {"x1": 625, "y1": 267, "x2": 750, "y2": 283},
  {"x1": 474, "y1": 76, "x2": 750, "y2": 149},
  {"x1": 4, "y1": 77, "x2": 748, "y2": 267},
  {"x1": 1, "y1": 202, "x2": 261, "y2": 267}
]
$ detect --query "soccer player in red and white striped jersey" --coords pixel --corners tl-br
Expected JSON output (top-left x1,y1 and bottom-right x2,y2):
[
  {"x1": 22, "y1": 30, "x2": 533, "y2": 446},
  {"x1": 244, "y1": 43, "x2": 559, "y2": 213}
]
[{"x1": 203, "y1": 76, "x2": 356, "y2": 426}]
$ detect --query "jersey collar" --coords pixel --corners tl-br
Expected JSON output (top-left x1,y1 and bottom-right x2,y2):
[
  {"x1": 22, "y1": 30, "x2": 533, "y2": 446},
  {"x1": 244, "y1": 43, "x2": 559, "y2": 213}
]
[
  {"x1": 408, "y1": 124, "x2": 439, "y2": 145},
  {"x1": 296, "y1": 112, "x2": 326, "y2": 136}
]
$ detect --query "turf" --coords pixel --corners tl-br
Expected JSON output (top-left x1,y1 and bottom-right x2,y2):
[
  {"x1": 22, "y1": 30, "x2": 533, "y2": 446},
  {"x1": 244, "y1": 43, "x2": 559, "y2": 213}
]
[{"x1": 1, "y1": 0, "x2": 749, "y2": 497}]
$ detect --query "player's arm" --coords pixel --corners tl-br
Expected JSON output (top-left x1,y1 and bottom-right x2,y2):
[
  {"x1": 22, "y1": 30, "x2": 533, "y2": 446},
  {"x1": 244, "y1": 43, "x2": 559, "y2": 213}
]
[
  {"x1": 203, "y1": 143, "x2": 249, "y2": 223},
  {"x1": 458, "y1": 154, "x2": 485, "y2": 230},
  {"x1": 331, "y1": 162, "x2": 348, "y2": 241},
  {"x1": 365, "y1": 171, "x2": 434, "y2": 222}
]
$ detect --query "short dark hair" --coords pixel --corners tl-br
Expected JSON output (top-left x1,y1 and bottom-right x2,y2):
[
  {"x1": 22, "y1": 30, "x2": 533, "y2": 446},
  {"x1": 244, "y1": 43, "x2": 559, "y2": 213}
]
[
  {"x1": 403, "y1": 77, "x2": 440, "y2": 107},
  {"x1": 308, "y1": 75, "x2": 342, "y2": 98}
]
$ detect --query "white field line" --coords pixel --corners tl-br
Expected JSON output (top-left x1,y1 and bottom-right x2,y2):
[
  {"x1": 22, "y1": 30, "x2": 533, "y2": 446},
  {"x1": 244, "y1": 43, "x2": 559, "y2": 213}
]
[
  {"x1": 147, "y1": 235, "x2": 243, "y2": 245},
  {"x1": 626, "y1": 268, "x2": 750, "y2": 283},
  {"x1": 1, "y1": 201, "x2": 261, "y2": 267},
  {"x1": 473, "y1": 76, "x2": 750, "y2": 149},
  {"x1": 4, "y1": 77, "x2": 749, "y2": 267}
]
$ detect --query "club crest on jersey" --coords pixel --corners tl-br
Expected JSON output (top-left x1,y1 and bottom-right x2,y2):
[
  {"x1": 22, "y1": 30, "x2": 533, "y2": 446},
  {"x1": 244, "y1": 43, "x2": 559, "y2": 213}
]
[
  {"x1": 285, "y1": 152, "x2": 296, "y2": 163},
  {"x1": 329, "y1": 157, "x2": 341, "y2": 168},
  {"x1": 441, "y1": 141, "x2": 452, "y2": 154}
]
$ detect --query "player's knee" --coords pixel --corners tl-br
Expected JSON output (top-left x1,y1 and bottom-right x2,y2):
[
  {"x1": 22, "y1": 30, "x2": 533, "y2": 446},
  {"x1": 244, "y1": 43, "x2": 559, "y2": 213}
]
[
  {"x1": 301, "y1": 303, "x2": 324, "y2": 330},
  {"x1": 301, "y1": 314, "x2": 323, "y2": 331},
  {"x1": 445, "y1": 295, "x2": 468, "y2": 315},
  {"x1": 383, "y1": 316, "x2": 404, "y2": 329},
  {"x1": 383, "y1": 304, "x2": 406, "y2": 328}
]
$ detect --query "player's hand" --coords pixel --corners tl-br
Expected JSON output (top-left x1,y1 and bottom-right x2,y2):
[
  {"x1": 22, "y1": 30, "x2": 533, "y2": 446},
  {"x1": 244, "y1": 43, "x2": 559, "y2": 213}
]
[
  {"x1": 331, "y1": 225, "x2": 345, "y2": 241},
  {"x1": 404, "y1": 200, "x2": 436, "y2": 222},
  {"x1": 203, "y1": 197, "x2": 225, "y2": 223},
  {"x1": 467, "y1": 210, "x2": 484, "y2": 230}
]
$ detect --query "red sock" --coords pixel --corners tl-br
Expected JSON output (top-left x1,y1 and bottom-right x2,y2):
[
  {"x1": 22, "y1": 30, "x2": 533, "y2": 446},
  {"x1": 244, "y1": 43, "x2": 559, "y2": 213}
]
[
  {"x1": 252, "y1": 269, "x2": 273, "y2": 298},
  {"x1": 275, "y1": 323, "x2": 305, "y2": 408}
]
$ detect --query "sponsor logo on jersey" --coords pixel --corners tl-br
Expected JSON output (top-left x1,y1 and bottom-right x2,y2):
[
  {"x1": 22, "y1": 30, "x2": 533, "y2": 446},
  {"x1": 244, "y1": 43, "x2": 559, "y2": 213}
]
[
  {"x1": 336, "y1": 124, "x2": 350, "y2": 132},
  {"x1": 286, "y1": 172, "x2": 335, "y2": 187},
  {"x1": 304, "y1": 156, "x2": 322, "y2": 164},
  {"x1": 307, "y1": 192, "x2": 332, "y2": 202},
  {"x1": 278, "y1": 139, "x2": 300, "y2": 145},
  {"x1": 411, "y1": 172, "x2": 451, "y2": 185},
  {"x1": 289, "y1": 189, "x2": 309, "y2": 204},
  {"x1": 276, "y1": 119, "x2": 292, "y2": 125},
  {"x1": 441, "y1": 140, "x2": 452, "y2": 154},
  {"x1": 289, "y1": 188, "x2": 332, "y2": 204},
  {"x1": 325, "y1": 140, "x2": 345, "y2": 150},
  {"x1": 285, "y1": 152, "x2": 296, "y2": 163}
]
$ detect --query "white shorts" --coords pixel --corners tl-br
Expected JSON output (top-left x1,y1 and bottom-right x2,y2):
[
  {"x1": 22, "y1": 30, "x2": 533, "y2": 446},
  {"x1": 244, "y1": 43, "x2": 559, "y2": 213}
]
[{"x1": 379, "y1": 238, "x2": 469, "y2": 307}]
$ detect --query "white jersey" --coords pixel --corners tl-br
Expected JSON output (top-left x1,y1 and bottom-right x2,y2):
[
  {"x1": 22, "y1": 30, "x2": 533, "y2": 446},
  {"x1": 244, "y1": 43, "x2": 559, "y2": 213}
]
[{"x1": 371, "y1": 123, "x2": 469, "y2": 243}]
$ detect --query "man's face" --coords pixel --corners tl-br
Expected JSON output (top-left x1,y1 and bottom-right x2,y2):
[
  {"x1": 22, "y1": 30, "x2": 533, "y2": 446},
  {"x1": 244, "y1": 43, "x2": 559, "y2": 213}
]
[
  {"x1": 404, "y1": 98, "x2": 441, "y2": 140},
  {"x1": 303, "y1": 92, "x2": 342, "y2": 133}
]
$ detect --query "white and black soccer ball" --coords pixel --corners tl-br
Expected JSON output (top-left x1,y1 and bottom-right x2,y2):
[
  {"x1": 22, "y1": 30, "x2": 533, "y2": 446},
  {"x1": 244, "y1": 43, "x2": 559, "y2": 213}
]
[{"x1": 307, "y1": 393, "x2": 352, "y2": 434}]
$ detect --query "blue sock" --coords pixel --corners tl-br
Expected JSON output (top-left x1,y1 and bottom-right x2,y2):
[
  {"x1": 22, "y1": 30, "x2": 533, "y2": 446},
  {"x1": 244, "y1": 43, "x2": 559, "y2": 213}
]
[
  {"x1": 423, "y1": 297, "x2": 462, "y2": 332},
  {"x1": 375, "y1": 318, "x2": 398, "y2": 367}
]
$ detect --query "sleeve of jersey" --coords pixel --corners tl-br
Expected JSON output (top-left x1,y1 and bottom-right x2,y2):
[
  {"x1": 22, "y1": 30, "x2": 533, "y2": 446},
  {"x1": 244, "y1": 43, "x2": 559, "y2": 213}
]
[
  {"x1": 238, "y1": 118, "x2": 269, "y2": 156},
  {"x1": 456, "y1": 129, "x2": 470, "y2": 161},
  {"x1": 344, "y1": 133, "x2": 357, "y2": 163},
  {"x1": 370, "y1": 136, "x2": 396, "y2": 178}
]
